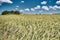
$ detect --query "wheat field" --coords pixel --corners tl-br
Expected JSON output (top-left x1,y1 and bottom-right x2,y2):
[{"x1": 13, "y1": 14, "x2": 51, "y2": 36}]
[{"x1": 0, "y1": 14, "x2": 60, "y2": 40}]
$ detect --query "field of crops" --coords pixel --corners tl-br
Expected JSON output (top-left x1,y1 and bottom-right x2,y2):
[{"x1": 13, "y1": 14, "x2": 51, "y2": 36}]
[{"x1": 0, "y1": 14, "x2": 60, "y2": 40}]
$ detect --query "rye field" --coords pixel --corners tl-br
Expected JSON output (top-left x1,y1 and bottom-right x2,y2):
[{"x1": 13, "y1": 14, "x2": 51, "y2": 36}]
[{"x1": 0, "y1": 14, "x2": 60, "y2": 40}]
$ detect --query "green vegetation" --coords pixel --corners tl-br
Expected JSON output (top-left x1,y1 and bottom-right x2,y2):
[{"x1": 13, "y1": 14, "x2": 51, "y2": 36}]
[
  {"x1": 1, "y1": 11, "x2": 21, "y2": 15},
  {"x1": 0, "y1": 14, "x2": 60, "y2": 40}
]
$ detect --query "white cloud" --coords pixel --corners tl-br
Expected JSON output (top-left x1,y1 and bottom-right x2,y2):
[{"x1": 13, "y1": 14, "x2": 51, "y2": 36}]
[
  {"x1": 31, "y1": 8, "x2": 35, "y2": 11},
  {"x1": 49, "y1": 5, "x2": 60, "y2": 10},
  {"x1": 56, "y1": 1, "x2": 60, "y2": 4},
  {"x1": 34, "y1": 5, "x2": 40, "y2": 9},
  {"x1": 0, "y1": 0, "x2": 13, "y2": 4},
  {"x1": 42, "y1": 6, "x2": 49, "y2": 10},
  {"x1": 49, "y1": 6, "x2": 56, "y2": 10},
  {"x1": 21, "y1": 1, "x2": 24, "y2": 3},
  {"x1": 20, "y1": 10, "x2": 24, "y2": 12},
  {"x1": 41, "y1": 1, "x2": 47, "y2": 4},
  {"x1": 54, "y1": 5, "x2": 60, "y2": 9},
  {"x1": 25, "y1": 8, "x2": 30, "y2": 11}
]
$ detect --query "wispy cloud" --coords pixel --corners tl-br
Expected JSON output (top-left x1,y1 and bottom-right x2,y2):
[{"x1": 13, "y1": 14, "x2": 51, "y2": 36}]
[
  {"x1": 16, "y1": 6, "x2": 19, "y2": 8},
  {"x1": 0, "y1": 4, "x2": 2, "y2": 6},
  {"x1": 0, "y1": 0, "x2": 13, "y2": 4},
  {"x1": 0, "y1": 0, "x2": 13, "y2": 6},
  {"x1": 39, "y1": 10, "x2": 43, "y2": 13},
  {"x1": 15, "y1": 8, "x2": 18, "y2": 10}
]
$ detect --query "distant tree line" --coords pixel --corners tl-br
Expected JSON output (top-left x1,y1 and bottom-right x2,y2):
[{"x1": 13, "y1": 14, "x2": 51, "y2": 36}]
[{"x1": 1, "y1": 11, "x2": 21, "y2": 15}]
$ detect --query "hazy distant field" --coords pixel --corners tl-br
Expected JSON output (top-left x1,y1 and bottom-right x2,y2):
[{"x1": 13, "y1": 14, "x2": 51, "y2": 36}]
[{"x1": 0, "y1": 14, "x2": 60, "y2": 40}]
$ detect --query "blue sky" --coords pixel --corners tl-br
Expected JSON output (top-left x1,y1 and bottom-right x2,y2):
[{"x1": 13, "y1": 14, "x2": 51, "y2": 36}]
[{"x1": 0, "y1": 0, "x2": 60, "y2": 14}]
